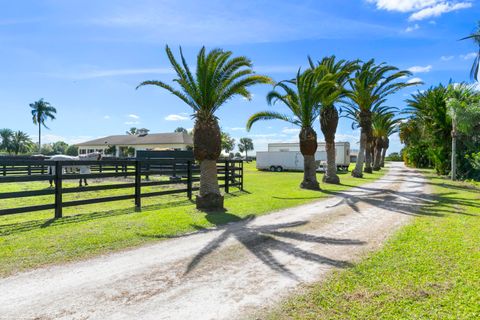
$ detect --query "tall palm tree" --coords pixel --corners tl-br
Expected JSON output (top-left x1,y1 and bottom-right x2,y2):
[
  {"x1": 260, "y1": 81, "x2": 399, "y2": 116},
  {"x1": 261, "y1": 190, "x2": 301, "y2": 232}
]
[
  {"x1": 460, "y1": 22, "x2": 480, "y2": 81},
  {"x1": 308, "y1": 56, "x2": 358, "y2": 184},
  {"x1": 137, "y1": 46, "x2": 271, "y2": 211},
  {"x1": 344, "y1": 60, "x2": 418, "y2": 178},
  {"x1": 0, "y1": 128, "x2": 14, "y2": 153},
  {"x1": 446, "y1": 83, "x2": 480, "y2": 180},
  {"x1": 30, "y1": 99, "x2": 56, "y2": 152},
  {"x1": 246, "y1": 69, "x2": 333, "y2": 190},
  {"x1": 371, "y1": 110, "x2": 400, "y2": 170},
  {"x1": 10, "y1": 131, "x2": 34, "y2": 155}
]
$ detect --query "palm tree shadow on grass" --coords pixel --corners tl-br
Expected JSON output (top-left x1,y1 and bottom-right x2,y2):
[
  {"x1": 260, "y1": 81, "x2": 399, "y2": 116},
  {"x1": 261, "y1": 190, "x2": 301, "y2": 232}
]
[
  {"x1": 0, "y1": 197, "x2": 195, "y2": 237},
  {"x1": 321, "y1": 185, "x2": 479, "y2": 218},
  {"x1": 183, "y1": 213, "x2": 365, "y2": 279}
]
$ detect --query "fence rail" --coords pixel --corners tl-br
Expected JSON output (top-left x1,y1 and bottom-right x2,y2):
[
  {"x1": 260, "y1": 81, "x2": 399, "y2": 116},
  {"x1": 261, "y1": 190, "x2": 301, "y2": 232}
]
[{"x1": 0, "y1": 159, "x2": 243, "y2": 218}]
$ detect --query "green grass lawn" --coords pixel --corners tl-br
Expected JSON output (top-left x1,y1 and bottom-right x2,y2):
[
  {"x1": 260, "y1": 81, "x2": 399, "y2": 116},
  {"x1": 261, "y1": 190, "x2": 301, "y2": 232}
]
[
  {"x1": 0, "y1": 162, "x2": 384, "y2": 277},
  {"x1": 268, "y1": 171, "x2": 480, "y2": 319}
]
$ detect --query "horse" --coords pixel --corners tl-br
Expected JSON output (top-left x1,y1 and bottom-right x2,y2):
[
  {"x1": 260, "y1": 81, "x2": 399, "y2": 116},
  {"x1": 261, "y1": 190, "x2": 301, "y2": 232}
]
[{"x1": 48, "y1": 152, "x2": 102, "y2": 187}]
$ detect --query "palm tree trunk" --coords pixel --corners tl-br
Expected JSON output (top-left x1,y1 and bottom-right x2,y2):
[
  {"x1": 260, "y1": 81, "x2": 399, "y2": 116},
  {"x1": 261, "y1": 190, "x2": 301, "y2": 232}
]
[
  {"x1": 364, "y1": 138, "x2": 373, "y2": 173},
  {"x1": 352, "y1": 129, "x2": 366, "y2": 178},
  {"x1": 320, "y1": 106, "x2": 340, "y2": 184},
  {"x1": 299, "y1": 126, "x2": 320, "y2": 190},
  {"x1": 380, "y1": 137, "x2": 389, "y2": 167},
  {"x1": 373, "y1": 140, "x2": 382, "y2": 171},
  {"x1": 451, "y1": 118, "x2": 457, "y2": 181},
  {"x1": 38, "y1": 123, "x2": 41, "y2": 153},
  {"x1": 193, "y1": 117, "x2": 223, "y2": 211}
]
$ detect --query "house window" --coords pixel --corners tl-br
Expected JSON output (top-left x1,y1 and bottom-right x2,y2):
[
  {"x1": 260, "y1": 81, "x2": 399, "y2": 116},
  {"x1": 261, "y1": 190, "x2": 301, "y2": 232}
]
[{"x1": 79, "y1": 149, "x2": 86, "y2": 154}]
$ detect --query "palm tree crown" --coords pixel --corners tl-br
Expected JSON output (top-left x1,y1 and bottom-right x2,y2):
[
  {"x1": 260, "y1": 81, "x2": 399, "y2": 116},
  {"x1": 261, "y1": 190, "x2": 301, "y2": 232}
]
[
  {"x1": 460, "y1": 22, "x2": 480, "y2": 81},
  {"x1": 246, "y1": 69, "x2": 332, "y2": 130},
  {"x1": 30, "y1": 99, "x2": 56, "y2": 129},
  {"x1": 138, "y1": 46, "x2": 272, "y2": 121}
]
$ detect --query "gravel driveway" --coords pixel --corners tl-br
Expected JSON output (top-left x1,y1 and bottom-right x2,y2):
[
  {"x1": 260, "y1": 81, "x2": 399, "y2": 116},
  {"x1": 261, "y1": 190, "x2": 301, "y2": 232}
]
[{"x1": 0, "y1": 162, "x2": 429, "y2": 320}]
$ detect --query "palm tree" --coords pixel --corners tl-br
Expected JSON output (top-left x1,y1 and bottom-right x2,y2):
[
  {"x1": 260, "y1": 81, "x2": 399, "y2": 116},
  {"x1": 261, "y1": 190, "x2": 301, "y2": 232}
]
[
  {"x1": 10, "y1": 131, "x2": 34, "y2": 155},
  {"x1": 371, "y1": 109, "x2": 400, "y2": 170},
  {"x1": 30, "y1": 99, "x2": 56, "y2": 152},
  {"x1": 0, "y1": 128, "x2": 14, "y2": 153},
  {"x1": 137, "y1": 46, "x2": 271, "y2": 211},
  {"x1": 460, "y1": 22, "x2": 480, "y2": 81},
  {"x1": 446, "y1": 83, "x2": 480, "y2": 180},
  {"x1": 238, "y1": 137, "x2": 254, "y2": 161},
  {"x1": 247, "y1": 69, "x2": 333, "y2": 190},
  {"x1": 308, "y1": 56, "x2": 358, "y2": 184},
  {"x1": 344, "y1": 60, "x2": 418, "y2": 178}
]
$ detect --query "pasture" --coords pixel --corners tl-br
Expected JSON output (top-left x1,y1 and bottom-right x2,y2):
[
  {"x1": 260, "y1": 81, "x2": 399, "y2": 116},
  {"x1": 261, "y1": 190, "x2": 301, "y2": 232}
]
[{"x1": 0, "y1": 162, "x2": 384, "y2": 277}]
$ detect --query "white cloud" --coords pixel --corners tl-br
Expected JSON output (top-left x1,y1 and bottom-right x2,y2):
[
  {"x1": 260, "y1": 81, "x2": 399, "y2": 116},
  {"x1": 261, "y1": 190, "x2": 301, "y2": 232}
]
[
  {"x1": 405, "y1": 24, "x2": 420, "y2": 32},
  {"x1": 228, "y1": 127, "x2": 246, "y2": 131},
  {"x1": 407, "y1": 65, "x2": 432, "y2": 73},
  {"x1": 103, "y1": 115, "x2": 111, "y2": 119},
  {"x1": 409, "y1": 2, "x2": 472, "y2": 21},
  {"x1": 124, "y1": 121, "x2": 140, "y2": 125},
  {"x1": 165, "y1": 114, "x2": 189, "y2": 121},
  {"x1": 460, "y1": 52, "x2": 477, "y2": 60},
  {"x1": 128, "y1": 114, "x2": 140, "y2": 119},
  {"x1": 440, "y1": 55, "x2": 454, "y2": 61},
  {"x1": 407, "y1": 77, "x2": 423, "y2": 84},
  {"x1": 63, "y1": 68, "x2": 173, "y2": 80},
  {"x1": 367, "y1": 0, "x2": 439, "y2": 12},
  {"x1": 281, "y1": 127, "x2": 300, "y2": 134},
  {"x1": 367, "y1": 1, "x2": 472, "y2": 21}
]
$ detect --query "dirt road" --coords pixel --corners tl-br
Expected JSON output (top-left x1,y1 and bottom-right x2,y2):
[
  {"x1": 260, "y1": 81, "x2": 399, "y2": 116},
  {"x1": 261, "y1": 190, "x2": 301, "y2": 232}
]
[{"x1": 0, "y1": 163, "x2": 429, "y2": 320}]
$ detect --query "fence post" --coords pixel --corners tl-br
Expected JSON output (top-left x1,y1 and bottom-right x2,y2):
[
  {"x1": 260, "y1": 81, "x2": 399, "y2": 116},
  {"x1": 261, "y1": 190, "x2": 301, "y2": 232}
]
[
  {"x1": 54, "y1": 161, "x2": 63, "y2": 219},
  {"x1": 3, "y1": 165, "x2": 6, "y2": 176},
  {"x1": 135, "y1": 160, "x2": 141, "y2": 211},
  {"x1": 240, "y1": 161, "x2": 244, "y2": 191},
  {"x1": 225, "y1": 160, "x2": 230, "y2": 193},
  {"x1": 187, "y1": 160, "x2": 192, "y2": 200}
]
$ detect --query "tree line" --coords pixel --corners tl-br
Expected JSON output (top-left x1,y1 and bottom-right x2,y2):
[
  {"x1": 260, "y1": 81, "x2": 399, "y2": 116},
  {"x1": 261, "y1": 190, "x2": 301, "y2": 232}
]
[
  {"x1": 400, "y1": 83, "x2": 480, "y2": 180},
  {"x1": 0, "y1": 129, "x2": 78, "y2": 156}
]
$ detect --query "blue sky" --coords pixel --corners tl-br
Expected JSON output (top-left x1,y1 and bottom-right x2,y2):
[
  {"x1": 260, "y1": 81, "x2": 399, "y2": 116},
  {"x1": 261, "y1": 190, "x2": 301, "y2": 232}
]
[{"x1": 0, "y1": 0, "x2": 479, "y2": 153}]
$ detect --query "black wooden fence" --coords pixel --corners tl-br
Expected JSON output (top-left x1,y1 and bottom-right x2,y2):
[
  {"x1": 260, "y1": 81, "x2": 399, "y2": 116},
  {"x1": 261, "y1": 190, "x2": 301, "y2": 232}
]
[{"x1": 0, "y1": 159, "x2": 243, "y2": 218}]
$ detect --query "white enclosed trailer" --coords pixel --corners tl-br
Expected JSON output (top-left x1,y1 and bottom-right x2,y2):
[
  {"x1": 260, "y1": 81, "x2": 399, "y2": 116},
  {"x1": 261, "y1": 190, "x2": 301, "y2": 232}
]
[{"x1": 256, "y1": 142, "x2": 350, "y2": 172}]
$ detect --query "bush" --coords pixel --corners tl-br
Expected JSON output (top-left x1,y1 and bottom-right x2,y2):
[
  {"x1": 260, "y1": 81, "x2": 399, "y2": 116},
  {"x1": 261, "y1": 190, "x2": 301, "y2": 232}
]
[{"x1": 385, "y1": 152, "x2": 402, "y2": 161}]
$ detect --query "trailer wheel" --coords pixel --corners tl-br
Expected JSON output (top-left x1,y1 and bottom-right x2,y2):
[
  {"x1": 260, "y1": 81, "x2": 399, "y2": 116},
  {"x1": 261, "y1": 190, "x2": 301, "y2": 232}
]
[
  {"x1": 269, "y1": 166, "x2": 276, "y2": 172},
  {"x1": 275, "y1": 166, "x2": 283, "y2": 172}
]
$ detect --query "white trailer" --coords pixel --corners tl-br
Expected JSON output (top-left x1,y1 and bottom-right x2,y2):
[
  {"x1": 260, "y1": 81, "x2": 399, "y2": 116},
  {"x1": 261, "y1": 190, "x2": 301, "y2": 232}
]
[{"x1": 256, "y1": 142, "x2": 350, "y2": 172}]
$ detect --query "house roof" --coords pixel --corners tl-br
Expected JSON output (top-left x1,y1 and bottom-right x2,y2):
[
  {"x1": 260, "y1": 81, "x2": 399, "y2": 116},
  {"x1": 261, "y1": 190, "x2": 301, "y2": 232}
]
[{"x1": 75, "y1": 132, "x2": 193, "y2": 147}]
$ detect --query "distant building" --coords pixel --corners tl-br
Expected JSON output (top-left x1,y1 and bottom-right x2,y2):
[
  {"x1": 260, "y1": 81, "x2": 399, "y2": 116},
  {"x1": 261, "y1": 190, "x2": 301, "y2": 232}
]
[{"x1": 75, "y1": 132, "x2": 193, "y2": 157}]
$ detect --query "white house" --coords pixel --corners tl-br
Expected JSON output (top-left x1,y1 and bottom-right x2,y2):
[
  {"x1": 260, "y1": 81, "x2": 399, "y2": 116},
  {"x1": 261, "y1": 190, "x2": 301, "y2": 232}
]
[{"x1": 75, "y1": 131, "x2": 193, "y2": 157}]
